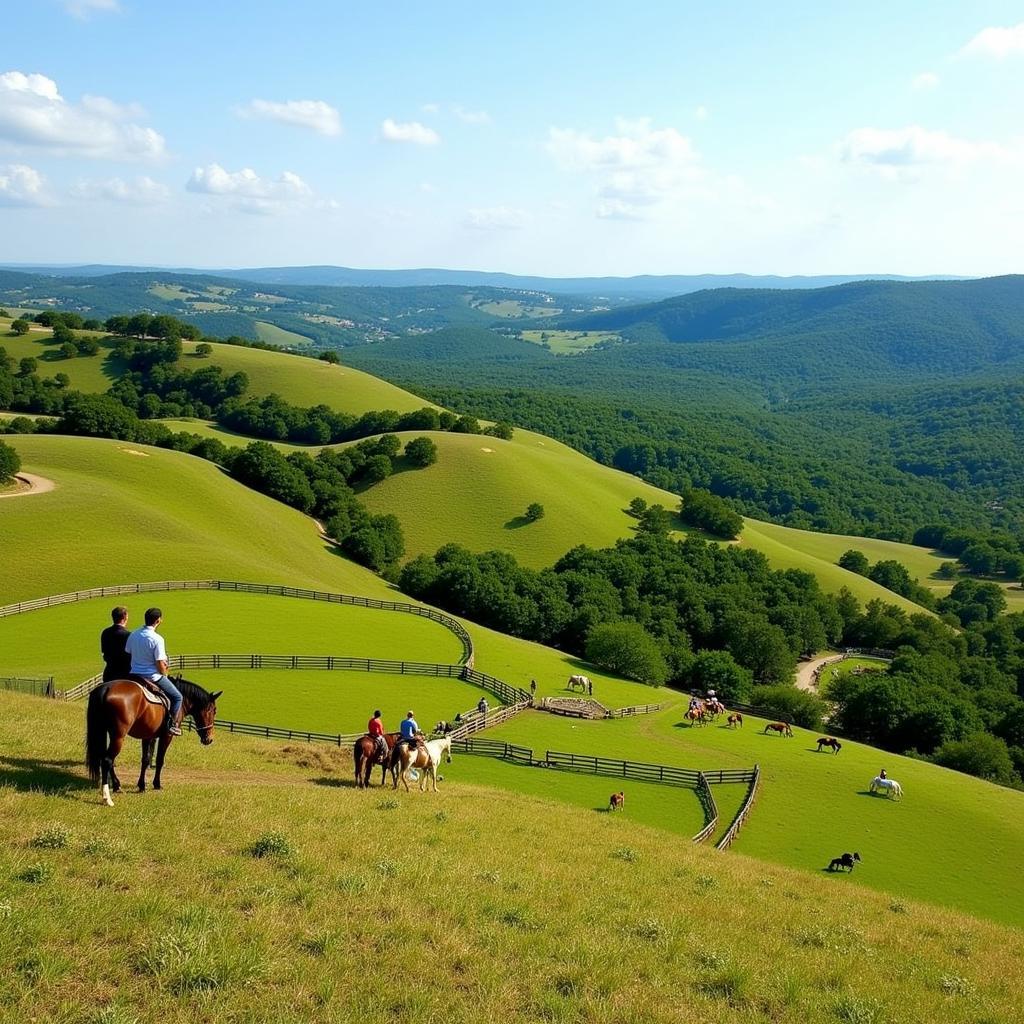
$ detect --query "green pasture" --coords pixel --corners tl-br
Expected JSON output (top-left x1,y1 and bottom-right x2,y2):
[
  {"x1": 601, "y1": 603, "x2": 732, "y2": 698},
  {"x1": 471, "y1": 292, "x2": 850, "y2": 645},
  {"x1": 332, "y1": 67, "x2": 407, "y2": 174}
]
[
  {"x1": 817, "y1": 657, "x2": 889, "y2": 695},
  {"x1": 153, "y1": 417, "x2": 310, "y2": 452},
  {"x1": 474, "y1": 299, "x2": 561, "y2": 318},
  {"x1": 252, "y1": 321, "x2": 312, "y2": 348},
  {"x1": 0, "y1": 435, "x2": 396, "y2": 604},
  {"x1": 5, "y1": 692, "x2": 1021, "y2": 1024},
  {"x1": 520, "y1": 329, "x2": 621, "y2": 355},
  {"x1": 176, "y1": 340, "x2": 432, "y2": 415},
  {"x1": 0, "y1": 325, "x2": 120, "y2": 393},
  {"x1": 483, "y1": 708, "x2": 1024, "y2": 927},
  {"x1": 147, "y1": 283, "x2": 195, "y2": 301},
  {"x1": 0, "y1": 591, "x2": 464, "y2": 685}
]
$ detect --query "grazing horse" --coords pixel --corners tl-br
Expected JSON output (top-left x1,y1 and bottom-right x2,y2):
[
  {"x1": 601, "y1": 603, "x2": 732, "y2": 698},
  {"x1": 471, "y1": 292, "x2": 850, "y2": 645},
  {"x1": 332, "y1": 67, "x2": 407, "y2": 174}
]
[
  {"x1": 828, "y1": 852, "x2": 861, "y2": 872},
  {"x1": 567, "y1": 674, "x2": 590, "y2": 693},
  {"x1": 870, "y1": 776, "x2": 903, "y2": 799},
  {"x1": 393, "y1": 735, "x2": 453, "y2": 792},
  {"x1": 764, "y1": 721, "x2": 793, "y2": 737},
  {"x1": 85, "y1": 676, "x2": 220, "y2": 806},
  {"x1": 609, "y1": 791, "x2": 625, "y2": 811},
  {"x1": 727, "y1": 712, "x2": 743, "y2": 729},
  {"x1": 684, "y1": 707, "x2": 708, "y2": 727},
  {"x1": 353, "y1": 731, "x2": 400, "y2": 789},
  {"x1": 816, "y1": 736, "x2": 842, "y2": 754}
]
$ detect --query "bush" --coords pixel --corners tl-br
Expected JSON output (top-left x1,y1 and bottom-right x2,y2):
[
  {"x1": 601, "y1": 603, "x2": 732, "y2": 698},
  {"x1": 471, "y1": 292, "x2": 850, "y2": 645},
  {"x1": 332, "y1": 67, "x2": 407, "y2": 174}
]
[
  {"x1": 246, "y1": 832, "x2": 293, "y2": 859},
  {"x1": 195, "y1": 342, "x2": 213, "y2": 357},
  {"x1": 678, "y1": 488, "x2": 743, "y2": 539},
  {"x1": 586, "y1": 621, "x2": 668, "y2": 685},
  {"x1": 404, "y1": 436, "x2": 438, "y2": 467},
  {"x1": 484, "y1": 420, "x2": 514, "y2": 440},
  {"x1": 10, "y1": 318, "x2": 30, "y2": 336},
  {"x1": 838, "y1": 549, "x2": 870, "y2": 575},
  {"x1": 749, "y1": 684, "x2": 825, "y2": 730},
  {"x1": 932, "y1": 732, "x2": 1017, "y2": 785},
  {"x1": 524, "y1": 502, "x2": 545, "y2": 522},
  {"x1": 0, "y1": 439, "x2": 20, "y2": 483},
  {"x1": 318, "y1": 350, "x2": 340, "y2": 364},
  {"x1": 689, "y1": 650, "x2": 753, "y2": 703}
]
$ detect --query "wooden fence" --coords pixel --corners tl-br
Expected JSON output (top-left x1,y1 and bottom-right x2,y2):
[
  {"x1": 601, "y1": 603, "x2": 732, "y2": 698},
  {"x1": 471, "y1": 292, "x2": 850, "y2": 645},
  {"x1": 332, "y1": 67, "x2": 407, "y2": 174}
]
[
  {"x1": 0, "y1": 675, "x2": 56, "y2": 698},
  {"x1": 610, "y1": 703, "x2": 663, "y2": 718},
  {"x1": 54, "y1": 653, "x2": 529, "y2": 707},
  {"x1": 715, "y1": 765, "x2": 761, "y2": 850},
  {"x1": 691, "y1": 772, "x2": 719, "y2": 844},
  {"x1": 448, "y1": 700, "x2": 531, "y2": 739},
  {"x1": 0, "y1": 578, "x2": 475, "y2": 666}
]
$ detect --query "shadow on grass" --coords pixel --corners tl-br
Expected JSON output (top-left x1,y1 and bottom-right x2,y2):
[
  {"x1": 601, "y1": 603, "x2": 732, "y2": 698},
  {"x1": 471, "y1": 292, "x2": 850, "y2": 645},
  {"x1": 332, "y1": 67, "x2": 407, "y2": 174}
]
[
  {"x1": 503, "y1": 516, "x2": 531, "y2": 530},
  {"x1": 311, "y1": 775, "x2": 367, "y2": 790},
  {"x1": 0, "y1": 756, "x2": 93, "y2": 793}
]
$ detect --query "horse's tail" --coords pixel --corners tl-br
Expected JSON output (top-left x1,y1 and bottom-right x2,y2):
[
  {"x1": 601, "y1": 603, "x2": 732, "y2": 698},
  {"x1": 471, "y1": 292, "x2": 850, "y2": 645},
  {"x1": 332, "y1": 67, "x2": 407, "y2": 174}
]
[{"x1": 85, "y1": 683, "x2": 111, "y2": 783}]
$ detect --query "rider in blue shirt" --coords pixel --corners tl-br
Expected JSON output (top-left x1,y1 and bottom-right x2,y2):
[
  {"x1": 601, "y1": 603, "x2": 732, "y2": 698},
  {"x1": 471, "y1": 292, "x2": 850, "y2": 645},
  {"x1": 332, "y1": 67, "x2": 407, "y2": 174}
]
[
  {"x1": 399, "y1": 711, "x2": 420, "y2": 753},
  {"x1": 125, "y1": 607, "x2": 183, "y2": 735}
]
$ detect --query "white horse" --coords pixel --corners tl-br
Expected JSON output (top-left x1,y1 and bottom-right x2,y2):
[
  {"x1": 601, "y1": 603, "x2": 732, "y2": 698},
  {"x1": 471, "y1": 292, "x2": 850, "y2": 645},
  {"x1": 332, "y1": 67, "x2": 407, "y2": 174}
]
[
  {"x1": 394, "y1": 735, "x2": 452, "y2": 793},
  {"x1": 567, "y1": 674, "x2": 591, "y2": 693},
  {"x1": 869, "y1": 776, "x2": 903, "y2": 799}
]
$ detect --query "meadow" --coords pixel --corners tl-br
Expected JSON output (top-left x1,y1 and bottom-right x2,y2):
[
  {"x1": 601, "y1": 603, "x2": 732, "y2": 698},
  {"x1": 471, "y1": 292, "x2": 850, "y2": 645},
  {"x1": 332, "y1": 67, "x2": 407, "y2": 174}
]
[
  {"x1": 2, "y1": 690, "x2": 1022, "y2": 1024},
  {"x1": 252, "y1": 321, "x2": 313, "y2": 348},
  {"x1": 520, "y1": 329, "x2": 622, "y2": 355}
]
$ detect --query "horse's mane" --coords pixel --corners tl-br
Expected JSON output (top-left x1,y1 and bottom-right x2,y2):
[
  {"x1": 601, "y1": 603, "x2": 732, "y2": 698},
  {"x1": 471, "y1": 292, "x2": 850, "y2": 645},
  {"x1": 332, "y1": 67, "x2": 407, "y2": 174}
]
[{"x1": 174, "y1": 676, "x2": 213, "y2": 706}]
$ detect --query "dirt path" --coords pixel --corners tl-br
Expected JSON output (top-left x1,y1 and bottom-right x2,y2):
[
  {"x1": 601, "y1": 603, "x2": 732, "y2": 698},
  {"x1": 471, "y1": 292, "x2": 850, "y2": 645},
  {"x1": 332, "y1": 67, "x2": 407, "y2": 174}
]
[
  {"x1": 0, "y1": 473, "x2": 56, "y2": 500},
  {"x1": 795, "y1": 654, "x2": 844, "y2": 692}
]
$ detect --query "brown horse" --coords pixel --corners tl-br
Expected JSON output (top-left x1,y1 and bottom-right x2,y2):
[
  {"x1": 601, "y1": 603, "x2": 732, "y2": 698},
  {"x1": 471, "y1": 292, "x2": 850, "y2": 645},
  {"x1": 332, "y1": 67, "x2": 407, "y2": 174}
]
[
  {"x1": 353, "y1": 732, "x2": 400, "y2": 788},
  {"x1": 85, "y1": 677, "x2": 220, "y2": 806},
  {"x1": 816, "y1": 736, "x2": 842, "y2": 754},
  {"x1": 684, "y1": 707, "x2": 708, "y2": 727},
  {"x1": 727, "y1": 712, "x2": 743, "y2": 729},
  {"x1": 764, "y1": 721, "x2": 793, "y2": 737},
  {"x1": 609, "y1": 791, "x2": 625, "y2": 811}
]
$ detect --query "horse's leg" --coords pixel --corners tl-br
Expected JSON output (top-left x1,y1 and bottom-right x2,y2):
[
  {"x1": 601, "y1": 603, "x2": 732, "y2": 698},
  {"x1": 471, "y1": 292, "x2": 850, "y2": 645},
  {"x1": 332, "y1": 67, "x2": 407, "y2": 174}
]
[
  {"x1": 137, "y1": 738, "x2": 153, "y2": 792},
  {"x1": 153, "y1": 733, "x2": 171, "y2": 790},
  {"x1": 101, "y1": 729, "x2": 124, "y2": 806}
]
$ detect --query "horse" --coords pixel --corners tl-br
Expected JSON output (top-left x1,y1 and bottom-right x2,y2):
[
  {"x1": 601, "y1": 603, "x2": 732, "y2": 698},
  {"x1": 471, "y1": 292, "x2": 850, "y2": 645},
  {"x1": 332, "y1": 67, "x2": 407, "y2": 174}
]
[
  {"x1": 870, "y1": 776, "x2": 903, "y2": 799},
  {"x1": 85, "y1": 676, "x2": 220, "y2": 807},
  {"x1": 764, "y1": 721, "x2": 793, "y2": 737},
  {"x1": 609, "y1": 791, "x2": 625, "y2": 811},
  {"x1": 705, "y1": 698, "x2": 725, "y2": 718},
  {"x1": 353, "y1": 731, "x2": 400, "y2": 789},
  {"x1": 684, "y1": 707, "x2": 708, "y2": 727},
  {"x1": 727, "y1": 712, "x2": 743, "y2": 729},
  {"x1": 828, "y1": 852, "x2": 861, "y2": 872},
  {"x1": 816, "y1": 736, "x2": 842, "y2": 754},
  {"x1": 393, "y1": 735, "x2": 453, "y2": 792},
  {"x1": 567, "y1": 674, "x2": 590, "y2": 693}
]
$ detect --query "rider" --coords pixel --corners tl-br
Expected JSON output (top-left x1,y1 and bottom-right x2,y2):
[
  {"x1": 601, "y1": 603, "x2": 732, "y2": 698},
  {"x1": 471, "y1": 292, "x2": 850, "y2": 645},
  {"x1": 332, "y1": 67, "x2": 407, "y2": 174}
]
[
  {"x1": 399, "y1": 710, "x2": 421, "y2": 755},
  {"x1": 100, "y1": 605, "x2": 132, "y2": 682},
  {"x1": 125, "y1": 607, "x2": 183, "y2": 736},
  {"x1": 367, "y1": 709, "x2": 388, "y2": 763},
  {"x1": 879, "y1": 768, "x2": 887, "y2": 780}
]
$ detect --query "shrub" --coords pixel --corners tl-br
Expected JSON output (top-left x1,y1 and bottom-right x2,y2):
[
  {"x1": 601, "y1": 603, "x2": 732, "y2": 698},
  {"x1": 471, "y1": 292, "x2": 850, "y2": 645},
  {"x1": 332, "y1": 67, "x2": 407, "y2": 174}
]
[
  {"x1": 932, "y1": 732, "x2": 1017, "y2": 784},
  {"x1": 404, "y1": 436, "x2": 438, "y2": 467},
  {"x1": 524, "y1": 502, "x2": 545, "y2": 522},
  {"x1": 0, "y1": 439, "x2": 20, "y2": 483},
  {"x1": 29, "y1": 825, "x2": 72, "y2": 849},
  {"x1": 10, "y1": 318, "x2": 30, "y2": 336},
  {"x1": 246, "y1": 832, "x2": 293, "y2": 859},
  {"x1": 689, "y1": 650, "x2": 753, "y2": 703},
  {"x1": 586, "y1": 621, "x2": 668, "y2": 685},
  {"x1": 318, "y1": 350, "x2": 340, "y2": 364},
  {"x1": 838, "y1": 549, "x2": 870, "y2": 575},
  {"x1": 750, "y1": 684, "x2": 825, "y2": 729}
]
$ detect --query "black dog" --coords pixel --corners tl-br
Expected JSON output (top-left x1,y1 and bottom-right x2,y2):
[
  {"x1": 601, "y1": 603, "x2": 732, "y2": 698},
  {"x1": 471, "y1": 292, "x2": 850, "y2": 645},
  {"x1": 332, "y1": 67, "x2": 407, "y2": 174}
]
[{"x1": 828, "y1": 852, "x2": 861, "y2": 872}]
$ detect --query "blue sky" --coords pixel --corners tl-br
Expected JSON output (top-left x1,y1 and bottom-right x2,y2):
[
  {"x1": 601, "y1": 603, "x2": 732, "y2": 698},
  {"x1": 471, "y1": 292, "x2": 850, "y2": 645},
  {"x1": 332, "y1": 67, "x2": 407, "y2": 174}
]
[{"x1": 2, "y1": 0, "x2": 1023, "y2": 275}]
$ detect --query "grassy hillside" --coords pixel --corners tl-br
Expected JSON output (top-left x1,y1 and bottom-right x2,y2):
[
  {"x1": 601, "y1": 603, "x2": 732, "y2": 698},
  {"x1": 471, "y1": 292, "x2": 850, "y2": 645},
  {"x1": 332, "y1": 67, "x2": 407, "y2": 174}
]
[
  {"x1": 2, "y1": 690, "x2": 1022, "y2": 1024},
  {"x1": 252, "y1": 321, "x2": 313, "y2": 348}
]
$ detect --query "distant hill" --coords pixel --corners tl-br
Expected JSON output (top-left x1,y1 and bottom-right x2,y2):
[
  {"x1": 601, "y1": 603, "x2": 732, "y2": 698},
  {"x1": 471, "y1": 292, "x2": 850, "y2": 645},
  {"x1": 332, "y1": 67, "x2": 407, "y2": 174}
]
[{"x1": 0, "y1": 261, "x2": 961, "y2": 299}]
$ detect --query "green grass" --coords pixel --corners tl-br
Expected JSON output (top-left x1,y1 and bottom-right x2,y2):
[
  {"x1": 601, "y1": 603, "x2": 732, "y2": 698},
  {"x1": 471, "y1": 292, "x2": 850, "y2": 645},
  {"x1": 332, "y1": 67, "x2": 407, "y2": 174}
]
[
  {"x1": 2, "y1": 690, "x2": 1022, "y2": 1024},
  {"x1": 520, "y1": 329, "x2": 621, "y2": 355},
  {"x1": 0, "y1": 325, "x2": 121, "y2": 392},
  {"x1": 475, "y1": 299, "x2": 562, "y2": 318},
  {"x1": 482, "y1": 708, "x2": 1024, "y2": 927},
  {"x1": 252, "y1": 322, "x2": 312, "y2": 348},
  {"x1": 0, "y1": 591, "x2": 463, "y2": 685},
  {"x1": 148, "y1": 283, "x2": 196, "y2": 301},
  {"x1": 153, "y1": 417, "x2": 311, "y2": 451}
]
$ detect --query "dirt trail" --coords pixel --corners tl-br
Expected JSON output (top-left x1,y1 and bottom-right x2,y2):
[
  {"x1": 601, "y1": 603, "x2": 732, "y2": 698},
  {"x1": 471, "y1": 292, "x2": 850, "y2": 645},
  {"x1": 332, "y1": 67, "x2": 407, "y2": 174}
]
[
  {"x1": 0, "y1": 473, "x2": 56, "y2": 500},
  {"x1": 795, "y1": 654, "x2": 844, "y2": 692}
]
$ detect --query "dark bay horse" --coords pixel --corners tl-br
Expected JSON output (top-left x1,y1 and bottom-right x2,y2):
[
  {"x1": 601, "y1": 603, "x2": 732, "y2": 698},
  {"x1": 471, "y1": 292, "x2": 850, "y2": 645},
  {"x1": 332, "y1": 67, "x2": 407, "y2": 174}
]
[
  {"x1": 816, "y1": 736, "x2": 842, "y2": 754},
  {"x1": 85, "y1": 677, "x2": 220, "y2": 806},
  {"x1": 353, "y1": 732, "x2": 400, "y2": 788}
]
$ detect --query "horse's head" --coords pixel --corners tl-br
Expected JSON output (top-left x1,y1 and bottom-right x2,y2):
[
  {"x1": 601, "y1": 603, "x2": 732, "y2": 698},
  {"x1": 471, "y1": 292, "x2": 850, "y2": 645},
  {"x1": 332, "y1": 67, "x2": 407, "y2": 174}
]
[{"x1": 175, "y1": 675, "x2": 221, "y2": 745}]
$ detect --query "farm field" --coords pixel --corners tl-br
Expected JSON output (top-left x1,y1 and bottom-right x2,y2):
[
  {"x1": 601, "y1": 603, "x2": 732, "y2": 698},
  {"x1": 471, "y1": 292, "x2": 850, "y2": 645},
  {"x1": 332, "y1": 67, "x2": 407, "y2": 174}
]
[
  {"x1": 483, "y1": 709, "x2": 1024, "y2": 927},
  {"x1": 0, "y1": 591, "x2": 464, "y2": 684},
  {"x1": 4, "y1": 693, "x2": 1020, "y2": 1024},
  {"x1": 1, "y1": 323, "x2": 120, "y2": 392},
  {"x1": 252, "y1": 320, "x2": 313, "y2": 348},
  {"x1": 473, "y1": 299, "x2": 561, "y2": 318},
  {"x1": 520, "y1": 328, "x2": 621, "y2": 354}
]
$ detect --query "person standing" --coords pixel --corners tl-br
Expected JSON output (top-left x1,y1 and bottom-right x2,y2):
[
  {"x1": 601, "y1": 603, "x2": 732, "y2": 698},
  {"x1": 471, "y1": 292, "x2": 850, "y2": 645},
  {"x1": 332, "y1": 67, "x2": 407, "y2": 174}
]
[
  {"x1": 477, "y1": 695, "x2": 489, "y2": 723},
  {"x1": 100, "y1": 606, "x2": 132, "y2": 683},
  {"x1": 125, "y1": 607, "x2": 183, "y2": 736},
  {"x1": 530, "y1": 679, "x2": 537, "y2": 698}
]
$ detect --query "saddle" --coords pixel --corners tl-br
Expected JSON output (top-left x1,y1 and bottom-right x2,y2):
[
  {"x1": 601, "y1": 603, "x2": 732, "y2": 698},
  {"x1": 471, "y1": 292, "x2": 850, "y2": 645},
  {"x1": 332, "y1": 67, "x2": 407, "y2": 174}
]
[{"x1": 129, "y1": 675, "x2": 171, "y2": 710}]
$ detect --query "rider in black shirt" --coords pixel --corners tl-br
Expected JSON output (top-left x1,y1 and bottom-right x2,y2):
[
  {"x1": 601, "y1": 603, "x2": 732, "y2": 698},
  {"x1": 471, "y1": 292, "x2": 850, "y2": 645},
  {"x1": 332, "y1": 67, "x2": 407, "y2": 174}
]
[{"x1": 100, "y1": 606, "x2": 132, "y2": 682}]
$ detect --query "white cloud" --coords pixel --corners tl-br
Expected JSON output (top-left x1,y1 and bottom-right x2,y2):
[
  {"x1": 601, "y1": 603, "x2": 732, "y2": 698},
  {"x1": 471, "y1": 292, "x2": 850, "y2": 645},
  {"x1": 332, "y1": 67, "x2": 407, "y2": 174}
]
[
  {"x1": 421, "y1": 103, "x2": 440, "y2": 115},
  {"x1": 0, "y1": 70, "x2": 165, "y2": 160},
  {"x1": 839, "y1": 125, "x2": 1006, "y2": 169},
  {"x1": 72, "y1": 175, "x2": 170, "y2": 204},
  {"x1": 465, "y1": 206, "x2": 529, "y2": 230},
  {"x1": 960, "y1": 23, "x2": 1024, "y2": 58},
  {"x1": 911, "y1": 71, "x2": 940, "y2": 90},
  {"x1": 694, "y1": 105, "x2": 710, "y2": 121},
  {"x1": 63, "y1": 0, "x2": 120, "y2": 18},
  {"x1": 380, "y1": 119, "x2": 440, "y2": 145},
  {"x1": 0, "y1": 163, "x2": 49, "y2": 206},
  {"x1": 454, "y1": 106, "x2": 491, "y2": 125},
  {"x1": 186, "y1": 163, "x2": 313, "y2": 214},
  {"x1": 237, "y1": 99, "x2": 341, "y2": 137},
  {"x1": 596, "y1": 199, "x2": 644, "y2": 221},
  {"x1": 547, "y1": 118, "x2": 698, "y2": 172}
]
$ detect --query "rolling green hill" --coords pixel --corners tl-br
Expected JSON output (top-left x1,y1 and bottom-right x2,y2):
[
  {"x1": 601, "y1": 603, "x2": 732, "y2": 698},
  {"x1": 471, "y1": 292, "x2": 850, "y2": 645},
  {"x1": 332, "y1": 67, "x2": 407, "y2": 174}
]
[{"x1": 5, "y1": 691, "x2": 1020, "y2": 1024}]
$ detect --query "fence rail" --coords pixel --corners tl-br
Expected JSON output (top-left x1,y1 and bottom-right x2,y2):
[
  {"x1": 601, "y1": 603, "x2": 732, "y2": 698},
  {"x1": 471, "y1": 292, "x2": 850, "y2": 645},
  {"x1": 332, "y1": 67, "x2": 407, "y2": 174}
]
[
  {"x1": 449, "y1": 700, "x2": 531, "y2": 740},
  {"x1": 0, "y1": 578, "x2": 474, "y2": 665},
  {"x1": 715, "y1": 765, "x2": 761, "y2": 850},
  {"x1": 610, "y1": 703, "x2": 663, "y2": 718},
  {"x1": 0, "y1": 675, "x2": 55, "y2": 698},
  {"x1": 691, "y1": 772, "x2": 719, "y2": 844}
]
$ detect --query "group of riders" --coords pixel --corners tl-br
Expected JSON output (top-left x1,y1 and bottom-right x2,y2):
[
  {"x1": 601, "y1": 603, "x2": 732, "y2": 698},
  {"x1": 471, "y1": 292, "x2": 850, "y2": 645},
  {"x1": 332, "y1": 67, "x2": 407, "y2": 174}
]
[
  {"x1": 365, "y1": 695, "x2": 490, "y2": 768},
  {"x1": 100, "y1": 605, "x2": 183, "y2": 735},
  {"x1": 688, "y1": 690, "x2": 726, "y2": 719}
]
